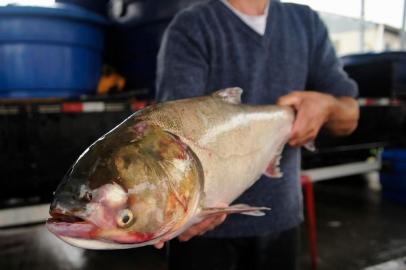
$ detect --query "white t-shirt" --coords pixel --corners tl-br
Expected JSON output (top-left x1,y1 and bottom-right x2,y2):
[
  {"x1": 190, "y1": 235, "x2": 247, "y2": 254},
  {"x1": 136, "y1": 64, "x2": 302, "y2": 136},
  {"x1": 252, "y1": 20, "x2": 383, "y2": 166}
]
[{"x1": 220, "y1": 0, "x2": 270, "y2": 36}]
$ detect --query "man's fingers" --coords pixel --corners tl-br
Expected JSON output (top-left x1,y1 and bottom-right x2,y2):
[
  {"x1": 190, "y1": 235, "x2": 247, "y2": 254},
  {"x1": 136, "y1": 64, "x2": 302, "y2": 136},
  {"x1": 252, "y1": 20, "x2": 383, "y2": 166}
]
[
  {"x1": 277, "y1": 92, "x2": 302, "y2": 108},
  {"x1": 289, "y1": 137, "x2": 313, "y2": 148},
  {"x1": 289, "y1": 111, "x2": 317, "y2": 147},
  {"x1": 213, "y1": 214, "x2": 227, "y2": 226},
  {"x1": 178, "y1": 234, "x2": 192, "y2": 242},
  {"x1": 196, "y1": 216, "x2": 218, "y2": 229},
  {"x1": 289, "y1": 103, "x2": 322, "y2": 146},
  {"x1": 289, "y1": 111, "x2": 308, "y2": 141},
  {"x1": 178, "y1": 214, "x2": 227, "y2": 241},
  {"x1": 177, "y1": 203, "x2": 228, "y2": 242},
  {"x1": 154, "y1": 235, "x2": 172, "y2": 249},
  {"x1": 178, "y1": 221, "x2": 209, "y2": 241},
  {"x1": 179, "y1": 226, "x2": 201, "y2": 241},
  {"x1": 205, "y1": 214, "x2": 226, "y2": 231},
  {"x1": 282, "y1": 91, "x2": 336, "y2": 148},
  {"x1": 154, "y1": 241, "x2": 165, "y2": 249},
  {"x1": 289, "y1": 128, "x2": 314, "y2": 146},
  {"x1": 178, "y1": 231, "x2": 194, "y2": 242},
  {"x1": 179, "y1": 225, "x2": 204, "y2": 241},
  {"x1": 289, "y1": 127, "x2": 318, "y2": 147}
]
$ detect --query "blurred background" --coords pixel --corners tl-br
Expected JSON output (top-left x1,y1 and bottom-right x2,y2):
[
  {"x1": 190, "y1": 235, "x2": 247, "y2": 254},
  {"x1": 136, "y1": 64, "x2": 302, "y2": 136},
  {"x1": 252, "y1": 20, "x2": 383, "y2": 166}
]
[{"x1": 0, "y1": 0, "x2": 406, "y2": 269}]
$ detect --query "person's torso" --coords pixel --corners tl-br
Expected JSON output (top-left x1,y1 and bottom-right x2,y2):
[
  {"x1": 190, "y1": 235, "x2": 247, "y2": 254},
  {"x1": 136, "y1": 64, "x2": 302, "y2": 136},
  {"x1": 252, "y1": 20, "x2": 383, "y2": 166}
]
[
  {"x1": 198, "y1": 0, "x2": 312, "y2": 105},
  {"x1": 173, "y1": 0, "x2": 314, "y2": 236}
]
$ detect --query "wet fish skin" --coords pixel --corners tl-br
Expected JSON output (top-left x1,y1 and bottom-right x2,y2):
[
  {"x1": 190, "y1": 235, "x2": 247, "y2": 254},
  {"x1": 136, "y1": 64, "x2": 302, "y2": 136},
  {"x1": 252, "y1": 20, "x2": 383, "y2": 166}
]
[
  {"x1": 142, "y1": 88, "x2": 294, "y2": 207},
  {"x1": 46, "y1": 88, "x2": 294, "y2": 249}
]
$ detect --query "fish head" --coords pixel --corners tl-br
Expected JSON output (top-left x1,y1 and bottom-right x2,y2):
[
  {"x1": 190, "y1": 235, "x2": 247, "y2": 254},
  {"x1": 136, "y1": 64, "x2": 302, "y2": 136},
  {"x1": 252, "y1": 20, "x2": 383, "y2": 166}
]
[{"x1": 47, "y1": 121, "x2": 203, "y2": 249}]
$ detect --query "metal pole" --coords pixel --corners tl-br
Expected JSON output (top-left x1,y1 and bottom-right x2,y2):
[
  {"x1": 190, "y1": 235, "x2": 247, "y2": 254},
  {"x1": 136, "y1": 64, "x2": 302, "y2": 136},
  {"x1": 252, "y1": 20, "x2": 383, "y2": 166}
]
[
  {"x1": 400, "y1": 0, "x2": 406, "y2": 50},
  {"x1": 360, "y1": 0, "x2": 365, "y2": 52}
]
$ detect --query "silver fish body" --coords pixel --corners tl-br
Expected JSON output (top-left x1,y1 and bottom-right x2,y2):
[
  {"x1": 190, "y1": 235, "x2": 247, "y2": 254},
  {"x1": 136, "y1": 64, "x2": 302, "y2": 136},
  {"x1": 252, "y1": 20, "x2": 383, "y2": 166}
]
[
  {"x1": 46, "y1": 88, "x2": 294, "y2": 249},
  {"x1": 144, "y1": 88, "x2": 294, "y2": 207}
]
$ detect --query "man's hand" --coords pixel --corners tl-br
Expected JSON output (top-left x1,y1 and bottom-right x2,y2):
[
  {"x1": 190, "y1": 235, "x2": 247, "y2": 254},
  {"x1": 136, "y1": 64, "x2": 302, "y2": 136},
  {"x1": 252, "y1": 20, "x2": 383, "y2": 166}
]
[
  {"x1": 277, "y1": 91, "x2": 359, "y2": 147},
  {"x1": 178, "y1": 214, "x2": 227, "y2": 241},
  {"x1": 154, "y1": 211, "x2": 227, "y2": 249}
]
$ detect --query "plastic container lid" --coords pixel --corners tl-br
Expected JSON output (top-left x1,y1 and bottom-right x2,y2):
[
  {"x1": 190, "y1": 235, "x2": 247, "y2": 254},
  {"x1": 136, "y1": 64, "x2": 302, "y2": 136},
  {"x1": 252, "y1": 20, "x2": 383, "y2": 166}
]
[{"x1": 0, "y1": 3, "x2": 107, "y2": 25}]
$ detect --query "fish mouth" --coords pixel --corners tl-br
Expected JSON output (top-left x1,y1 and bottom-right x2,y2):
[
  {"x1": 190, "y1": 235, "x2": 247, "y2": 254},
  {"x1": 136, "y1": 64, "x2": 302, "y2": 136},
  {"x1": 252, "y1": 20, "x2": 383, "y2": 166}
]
[
  {"x1": 46, "y1": 210, "x2": 156, "y2": 246},
  {"x1": 46, "y1": 210, "x2": 99, "y2": 240},
  {"x1": 47, "y1": 212, "x2": 86, "y2": 224}
]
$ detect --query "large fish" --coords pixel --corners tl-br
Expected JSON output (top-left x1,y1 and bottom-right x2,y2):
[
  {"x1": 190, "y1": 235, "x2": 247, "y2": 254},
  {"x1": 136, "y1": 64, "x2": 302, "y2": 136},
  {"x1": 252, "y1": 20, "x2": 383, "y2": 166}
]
[{"x1": 46, "y1": 88, "x2": 294, "y2": 249}]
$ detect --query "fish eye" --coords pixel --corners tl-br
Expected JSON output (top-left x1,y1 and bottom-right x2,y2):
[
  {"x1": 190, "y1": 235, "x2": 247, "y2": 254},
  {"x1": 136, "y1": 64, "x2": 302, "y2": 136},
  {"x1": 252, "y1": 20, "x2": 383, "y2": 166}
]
[{"x1": 116, "y1": 209, "x2": 135, "y2": 228}]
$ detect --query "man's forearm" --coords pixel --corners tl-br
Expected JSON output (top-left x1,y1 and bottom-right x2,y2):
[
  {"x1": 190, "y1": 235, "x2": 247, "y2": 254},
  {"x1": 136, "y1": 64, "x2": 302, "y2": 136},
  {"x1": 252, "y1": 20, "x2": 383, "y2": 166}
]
[{"x1": 324, "y1": 97, "x2": 359, "y2": 136}]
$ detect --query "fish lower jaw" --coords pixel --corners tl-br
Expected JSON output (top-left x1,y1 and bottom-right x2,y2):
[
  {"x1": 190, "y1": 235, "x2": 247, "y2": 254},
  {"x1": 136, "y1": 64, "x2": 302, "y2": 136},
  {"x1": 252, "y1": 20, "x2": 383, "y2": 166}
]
[
  {"x1": 57, "y1": 235, "x2": 160, "y2": 250},
  {"x1": 46, "y1": 221, "x2": 160, "y2": 249}
]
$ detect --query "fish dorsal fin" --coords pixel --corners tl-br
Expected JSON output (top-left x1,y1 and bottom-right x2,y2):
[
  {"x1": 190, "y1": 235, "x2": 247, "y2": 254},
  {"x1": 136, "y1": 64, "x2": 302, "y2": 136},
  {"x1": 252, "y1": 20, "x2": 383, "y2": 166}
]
[{"x1": 212, "y1": 87, "x2": 243, "y2": 104}]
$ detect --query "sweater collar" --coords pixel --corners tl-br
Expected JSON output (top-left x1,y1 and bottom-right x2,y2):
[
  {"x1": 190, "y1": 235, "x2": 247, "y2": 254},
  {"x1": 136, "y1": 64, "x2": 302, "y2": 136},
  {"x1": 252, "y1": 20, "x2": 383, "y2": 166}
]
[
  {"x1": 219, "y1": 0, "x2": 270, "y2": 36},
  {"x1": 215, "y1": 0, "x2": 279, "y2": 44}
]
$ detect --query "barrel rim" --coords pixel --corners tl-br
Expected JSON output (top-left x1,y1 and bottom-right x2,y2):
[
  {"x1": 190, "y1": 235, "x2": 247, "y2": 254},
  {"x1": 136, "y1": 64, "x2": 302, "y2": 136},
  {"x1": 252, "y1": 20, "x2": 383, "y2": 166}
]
[{"x1": 0, "y1": 3, "x2": 108, "y2": 25}]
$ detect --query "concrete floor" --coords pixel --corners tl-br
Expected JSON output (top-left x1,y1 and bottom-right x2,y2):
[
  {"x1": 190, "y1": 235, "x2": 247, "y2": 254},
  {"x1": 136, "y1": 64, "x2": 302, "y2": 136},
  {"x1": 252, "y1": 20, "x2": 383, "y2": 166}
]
[
  {"x1": 0, "y1": 178, "x2": 405, "y2": 270},
  {"x1": 0, "y1": 225, "x2": 166, "y2": 270},
  {"x1": 305, "y1": 178, "x2": 406, "y2": 270}
]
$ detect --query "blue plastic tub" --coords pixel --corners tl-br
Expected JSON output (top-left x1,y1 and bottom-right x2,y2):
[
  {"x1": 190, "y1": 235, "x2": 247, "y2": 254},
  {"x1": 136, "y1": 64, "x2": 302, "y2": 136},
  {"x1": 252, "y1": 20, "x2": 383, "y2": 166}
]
[
  {"x1": 0, "y1": 4, "x2": 107, "y2": 98},
  {"x1": 380, "y1": 150, "x2": 406, "y2": 204}
]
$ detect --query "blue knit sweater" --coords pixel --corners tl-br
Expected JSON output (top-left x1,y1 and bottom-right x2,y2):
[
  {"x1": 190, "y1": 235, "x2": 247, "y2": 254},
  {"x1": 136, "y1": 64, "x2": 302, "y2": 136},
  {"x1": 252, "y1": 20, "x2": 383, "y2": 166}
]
[{"x1": 156, "y1": 0, "x2": 358, "y2": 237}]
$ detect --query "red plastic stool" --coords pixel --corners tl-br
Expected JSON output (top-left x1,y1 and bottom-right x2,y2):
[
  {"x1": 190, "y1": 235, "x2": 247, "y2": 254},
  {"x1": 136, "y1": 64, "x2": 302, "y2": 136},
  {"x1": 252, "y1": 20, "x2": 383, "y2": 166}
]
[{"x1": 301, "y1": 175, "x2": 317, "y2": 270}]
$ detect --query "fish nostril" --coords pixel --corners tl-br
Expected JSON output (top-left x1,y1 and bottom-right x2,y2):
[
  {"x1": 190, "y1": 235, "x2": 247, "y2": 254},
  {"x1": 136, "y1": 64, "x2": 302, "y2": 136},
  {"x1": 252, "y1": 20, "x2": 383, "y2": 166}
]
[
  {"x1": 85, "y1": 192, "x2": 93, "y2": 201},
  {"x1": 49, "y1": 190, "x2": 88, "y2": 216}
]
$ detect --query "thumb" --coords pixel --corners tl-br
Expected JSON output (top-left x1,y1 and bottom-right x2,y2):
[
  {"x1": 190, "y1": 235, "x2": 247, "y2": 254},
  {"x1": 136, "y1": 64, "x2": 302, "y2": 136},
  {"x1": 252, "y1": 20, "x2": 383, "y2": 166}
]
[{"x1": 277, "y1": 93, "x2": 302, "y2": 108}]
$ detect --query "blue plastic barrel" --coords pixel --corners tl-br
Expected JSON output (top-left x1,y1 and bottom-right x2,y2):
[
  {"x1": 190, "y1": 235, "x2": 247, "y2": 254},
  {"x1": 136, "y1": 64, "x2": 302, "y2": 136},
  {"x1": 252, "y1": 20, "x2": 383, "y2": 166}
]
[
  {"x1": 380, "y1": 149, "x2": 406, "y2": 204},
  {"x1": 0, "y1": 4, "x2": 107, "y2": 98},
  {"x1": 56, "y1": 0, "x2": 109, "y2": 16}
]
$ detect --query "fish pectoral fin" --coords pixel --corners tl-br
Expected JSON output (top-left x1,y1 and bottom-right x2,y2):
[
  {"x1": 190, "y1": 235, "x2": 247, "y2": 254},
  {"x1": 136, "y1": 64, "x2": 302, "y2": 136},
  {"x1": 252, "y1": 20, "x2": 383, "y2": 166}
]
[
  {"x1": 212, "y1": 87, "x2": 243, "y2": 104},
  {"x1": 201, "y1": 204, "x2": 271, "y2": 217},
  {"x1": 264, "y1": 155, "x2": 283, "y2": 178}
]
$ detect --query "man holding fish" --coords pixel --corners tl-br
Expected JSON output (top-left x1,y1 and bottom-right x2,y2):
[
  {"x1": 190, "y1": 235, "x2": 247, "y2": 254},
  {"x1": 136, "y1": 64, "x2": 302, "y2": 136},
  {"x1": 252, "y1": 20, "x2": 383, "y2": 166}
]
[
  {"x1": 45, "y1": 0, "x2": 359, "y2": 269},
  {"x1": 155, "y1": 0, "x2": 359, "y2": 269}
]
